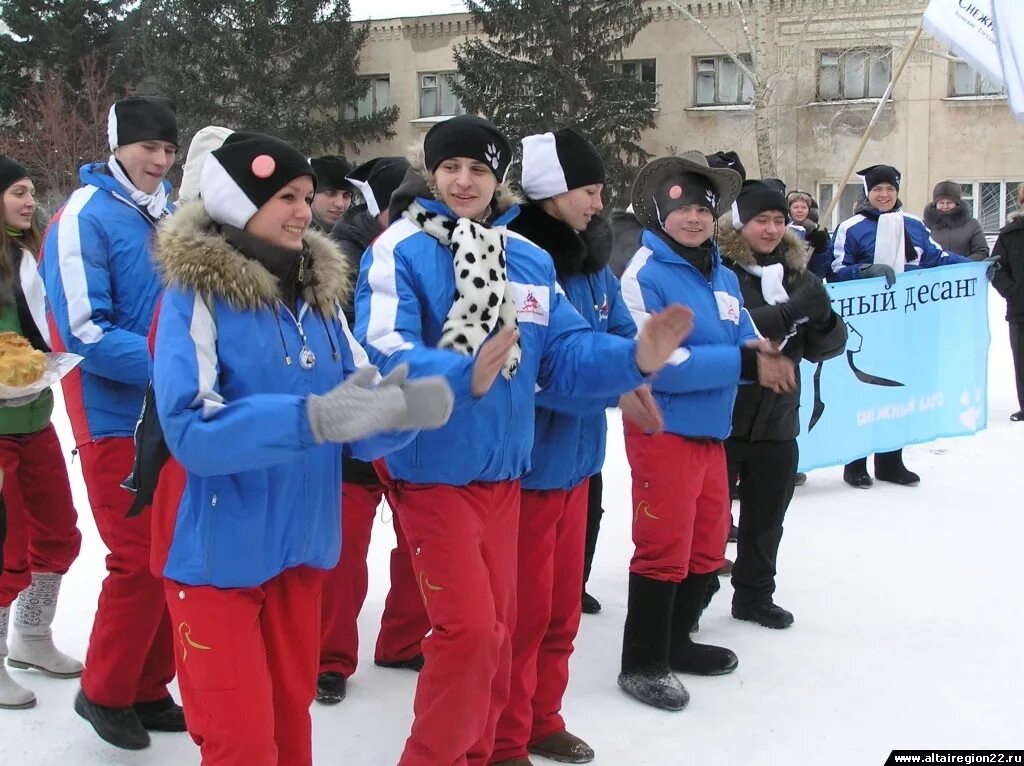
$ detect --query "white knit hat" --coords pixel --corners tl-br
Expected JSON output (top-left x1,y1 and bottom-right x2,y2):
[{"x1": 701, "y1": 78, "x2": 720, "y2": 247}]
[{"x1": 178, "y1": 126, "x2": 234, "y2": 202}]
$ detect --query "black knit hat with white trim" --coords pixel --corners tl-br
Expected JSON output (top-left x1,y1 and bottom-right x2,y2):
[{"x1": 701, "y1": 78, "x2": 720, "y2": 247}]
[
  {"x1": 731, "y1": 179, "x2": 790, "y2": 229},
  {"x1": 705, "y1": 150, "x2": 747, "y2": 182},
  {"x1": 346, "y1": 156, "x2": 411, "y2": 218},
  {"x1": 200, "y1": 133, "x2": 316, "y2": 229},
  {"x1": 423, "y1": 115, "x2": 512, "y2": 182},
  {"x1": 107, "y1": 96, "x2": 178, "y2": 150},
  {"x1": 0, "y1": 155, "x2": 29, "y2": 196},
  {"x1": 520, "y1": 128, "x2": 605, "y2": 200},
  {"x1": 310, "y1": 155, "x2": 354, "y2": 193},
  {"x1": 858, "y1": 164, "x2": 901, "y2": 193}
]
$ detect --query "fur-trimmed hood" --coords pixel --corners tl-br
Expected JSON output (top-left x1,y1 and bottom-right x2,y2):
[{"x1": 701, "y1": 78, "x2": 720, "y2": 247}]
[
  {"x1": 388, "y1": 149, "x2": 521, "y2": 224},
  {"x1": 923, "y1": 201, "x2": 972, "y2": 230},
  {"x1": 155, "y1": 200, "x2": 352, "y2": 313},
  {"x1": 715, "y1": 214, "x2": 810, "y2": 272},
  {"x1": 506, "y1": 203, "x2": 612, "y2": 278}
]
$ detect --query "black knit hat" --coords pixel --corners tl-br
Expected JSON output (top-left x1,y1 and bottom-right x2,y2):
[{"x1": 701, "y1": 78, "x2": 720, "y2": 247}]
[
  {"x1": 932, "y1": 180, "x2": 961, "y2": 203},
  {"x1": 310, "y1": 155, "x2": 354, "y2": 193},
  {"x1": 346, "y1": 156, "x2": 411, "y2": 218},
  {"x1": 107, "y1": 96, "x2": 178, "y2": 150},
  {"x1": 0, "y1": 155, "x2": 30, "y2": 196},
  {"x1": 423, "y1": 115, "x2": 512, "y2": 182},
  {"x1": 731, "y1": 180, "x2": 790, "y2": 229},
  {"x1": 705, "y1": 151, "x2": 747, "y2": 182},
  {"x1": 632, "y1": 151, "x2": 742, "y2": 229},
  {"x1": 200, "y1": 133, "x2": 317, "y2": 229},
  {"x1": 858, "y1": 164, "x2": 901, "y2": 193},
  {"x1": 520, "y1": 128, "x2": 605, "y2": 199}
]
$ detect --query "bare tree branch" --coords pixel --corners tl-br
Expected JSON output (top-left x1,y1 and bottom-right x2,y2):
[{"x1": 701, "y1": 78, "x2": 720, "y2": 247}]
[
  {"x1": 731, "y1": 0, "x2": 756, "y2": 54},
  {"x1": 665, "y1": 0, "x2": 759, "y2": 84}
]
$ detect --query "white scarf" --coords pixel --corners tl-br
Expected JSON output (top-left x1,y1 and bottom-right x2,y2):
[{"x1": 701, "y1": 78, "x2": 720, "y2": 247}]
[
  {"x1": 738, "y1": 262, "x2": 789, "y2": 305},
  {"x1": 873, "y1": 210, "x2": 906, "y2": 273},
  {"x1": 107, "y1": 157, "x2": 169, "y2": 220}
]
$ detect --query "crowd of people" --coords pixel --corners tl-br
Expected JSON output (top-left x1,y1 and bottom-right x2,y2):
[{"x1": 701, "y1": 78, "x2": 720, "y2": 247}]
[{"x1": 0, "y1": 94, "x2": 1019, "y2": 766}]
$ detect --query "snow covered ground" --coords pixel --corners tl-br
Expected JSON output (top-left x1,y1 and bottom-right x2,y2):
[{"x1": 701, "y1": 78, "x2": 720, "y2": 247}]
[{"x1": 2, "y1": 289, "x2": 1022, "y2": 765}]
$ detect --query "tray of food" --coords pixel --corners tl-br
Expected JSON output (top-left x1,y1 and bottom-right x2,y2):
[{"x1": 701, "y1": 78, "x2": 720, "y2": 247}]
[{"x1": 0, "y1": 332, "x2": 83, "y2": 400}]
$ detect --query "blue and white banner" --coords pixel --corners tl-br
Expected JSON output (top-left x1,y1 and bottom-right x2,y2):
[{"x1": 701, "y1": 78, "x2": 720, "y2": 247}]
[{"x1": 797, "y1": 262, "x2": 990, "y2": 472}]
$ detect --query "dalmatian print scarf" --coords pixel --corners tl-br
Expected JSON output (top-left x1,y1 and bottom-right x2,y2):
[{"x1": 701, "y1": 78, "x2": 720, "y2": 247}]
[{"x1": 404, "y1": 200, "x2": 521, "y2": 379}]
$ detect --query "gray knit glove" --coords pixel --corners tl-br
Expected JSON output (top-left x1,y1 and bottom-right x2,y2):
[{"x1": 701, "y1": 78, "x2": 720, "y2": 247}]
[{"x1": 306, "y1": 364, "x2": 454, "y2": 444}]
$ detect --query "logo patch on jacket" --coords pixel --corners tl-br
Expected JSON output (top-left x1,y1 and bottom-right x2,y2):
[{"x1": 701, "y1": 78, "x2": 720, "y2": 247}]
[
  {"x1": 714, "y1": 291, "x2": 741, "y2": 324},
  {"x1": 597, "y1": 294, "x2": 609, "y2": 321},
  {"x1": 510, "y1": 283, "x2": 549, "y2": 324}
]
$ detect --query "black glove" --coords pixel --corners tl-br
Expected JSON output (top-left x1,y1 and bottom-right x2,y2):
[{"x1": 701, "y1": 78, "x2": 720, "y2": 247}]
[
  {"x1": 858, "y1": 263, "x2": 896, "y2": 289},
  {"x1": 982, "y1": 254, "x2": 1000, "y2": 282},
  {"x1": 805, "y1": 227, "x2": 830, "y2": 252},
  {"x1": 787, "y1": 281, "x2": 833, "y2": 325}
]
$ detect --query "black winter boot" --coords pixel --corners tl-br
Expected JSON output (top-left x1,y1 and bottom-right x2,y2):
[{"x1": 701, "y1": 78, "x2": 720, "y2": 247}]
[
  {"x1": 873, "y1": 450, "x2": 920, "y2": 486},
  {"x1": 843, "y1": 458, "x2": 873, "y2": 489},
  {"x1": 374, "y1": 654, "x2": 424, "y2": 671},
  {"x1": 75, "y1": 689, "x2": 150, "y2": 750},
  {"x1": 670, "y1": 574, "x2": 738, "y2": 676},
  {"x1": 133, "y1": 696, "x2": 186, "y2": 732},
  {"x1": 315, "y1": 672, "x2": 347, "y2": 705},
  {"x1": 617, "y1": 574, "x2": 689, "y2": 711}
]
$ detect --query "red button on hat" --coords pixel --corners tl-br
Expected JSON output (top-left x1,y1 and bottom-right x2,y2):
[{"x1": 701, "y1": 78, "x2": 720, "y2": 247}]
[
  {"x1": 251, "y1": 155, "x2": 276, "y2": 178},
  {"x1": 669, "y1": 184, "x2": 683, "y2": 200}
]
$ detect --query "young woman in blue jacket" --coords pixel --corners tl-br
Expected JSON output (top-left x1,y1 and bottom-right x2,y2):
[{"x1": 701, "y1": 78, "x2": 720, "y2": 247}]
[
  {"x1": 618, "y1": 153, "x2": 796, "y2": 712},
  {"x1": 354, "y1": 115, "x2": 692, "y2": 766},
  {"x1": 150, "y1": 133, "x2": 453, "y2": 766}
]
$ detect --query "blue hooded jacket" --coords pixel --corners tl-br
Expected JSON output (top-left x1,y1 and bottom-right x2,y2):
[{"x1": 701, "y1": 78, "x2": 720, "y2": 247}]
[
  {"x1": 620, "y1": 229, "x2": 759, "y2": 440},
  {"x1": 354, "y1": 191, "x2": 646, "y2": 487}
]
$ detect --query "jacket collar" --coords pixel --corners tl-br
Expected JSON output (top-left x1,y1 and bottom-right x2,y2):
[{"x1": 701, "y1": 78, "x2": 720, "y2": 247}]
[
  {"x1": 715, "y1": 219, "x2": 808, "y2": 272},
  {"x1": 154, "y1": 200, "x2": 351, "y2": 313},
  {"x1": 79, "y1": 161, "x2": 173, "y2": 221},
  {"x1": 507, "y1": 203, "x2": 612, "y2": 278},
  {"x1": 642, "y1": 228, "x2": 723, "y2": 270}
]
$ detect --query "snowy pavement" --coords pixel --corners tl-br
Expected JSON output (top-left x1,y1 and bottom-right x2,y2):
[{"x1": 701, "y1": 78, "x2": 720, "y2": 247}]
[{"x1": 2, "y1": 289, "x2": 1021, "y2": 765}]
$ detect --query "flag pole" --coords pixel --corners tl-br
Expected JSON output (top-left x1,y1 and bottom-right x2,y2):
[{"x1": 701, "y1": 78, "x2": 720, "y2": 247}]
[{"x1": 821, "y1": 19, "x2": 925, "y2": 227}]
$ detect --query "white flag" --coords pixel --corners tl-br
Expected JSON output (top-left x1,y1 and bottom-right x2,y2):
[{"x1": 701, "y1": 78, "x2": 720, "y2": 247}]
[
  {"x1": 922, "y1": 0, "x2": 1003, "y2": 84},
  {"x1": 992, "y1": 0, "x2": 1024, "y2": 121}
]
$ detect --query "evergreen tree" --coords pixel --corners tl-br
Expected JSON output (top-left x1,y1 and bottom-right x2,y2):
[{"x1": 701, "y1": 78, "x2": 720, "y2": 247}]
[
  {"x1": 0, "y1": 1, "x2": 138, "y2": 113},
  {"x1": 451, "y1": 0, "x2": 656, "y2": 207},
  {"x1": 139, "y1": 0, "x2": 398, "y2": 155}
]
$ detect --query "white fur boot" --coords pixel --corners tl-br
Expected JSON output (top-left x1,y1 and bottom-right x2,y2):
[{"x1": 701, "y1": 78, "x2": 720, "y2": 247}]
[
  {"x1": 7, "y1": 573, "x2": 84, "y2": 678},
  {"x1": 0, "y1": 606, "x2": 36, "y2": 709}
]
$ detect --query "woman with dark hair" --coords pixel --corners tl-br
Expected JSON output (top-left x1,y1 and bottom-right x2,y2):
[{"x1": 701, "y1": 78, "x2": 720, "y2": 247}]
[{"x1": 0, "y1": 156, "x2": 83, "y2": 710}]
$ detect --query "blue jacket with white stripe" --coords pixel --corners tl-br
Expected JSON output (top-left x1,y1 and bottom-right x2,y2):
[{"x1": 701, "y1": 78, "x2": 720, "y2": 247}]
[
  {"x1": 151, "y1": 203, "x2": 412, "y2": 588},
  {"x1": 354, "y1": 191, "x2": 646, "y2": 487},
  {"x1": 829, "y1": 201, "x2": 970, "y2": 282},
  {"x1": 40, "y1": 162, "x2": 169, "y2": 446},
  {"x1": 620, "y1": 229, "x2": 760, "y2": 440}
]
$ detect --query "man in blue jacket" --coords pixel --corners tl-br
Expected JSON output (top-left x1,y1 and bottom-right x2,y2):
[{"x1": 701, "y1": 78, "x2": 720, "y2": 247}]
[{"x1": 40, "y1": 96, "x2": 183, "y2": 748}]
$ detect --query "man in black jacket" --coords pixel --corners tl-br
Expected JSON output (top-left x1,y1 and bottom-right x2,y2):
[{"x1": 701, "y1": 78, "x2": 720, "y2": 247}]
[
  {"x1": 717, "y1": 181, "x2": 847, "y2": 629},
  {"x1": 316, "y1": 156, "x2": 426, "y2": 705},
  {"x1": 992, "y1": 199, "x2": 1024, "y2": 421}
]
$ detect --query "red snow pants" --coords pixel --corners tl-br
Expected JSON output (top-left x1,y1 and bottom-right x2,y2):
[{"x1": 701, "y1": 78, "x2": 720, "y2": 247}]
[
  {"x1": 491, "y1": 481, "x2": 589, "y2": 763},
  {"x1": 319, "y1": 480, "x2": 428, "y2": 677},
  {"x1": 0, "y1": 425, "x2": 81, "y2": 606},
  {"x1": 79, "y1": 436, "x2": 175, "y2": 707},
  {"x1": 394, "y1": 480, "x2": 520, "y2": 766},
  {"x1": 165, "y1": 565, "x2": 324, "y2": 766},
  {"x1": 625, "y1": 422, "x2": 730, "y2": 582}
]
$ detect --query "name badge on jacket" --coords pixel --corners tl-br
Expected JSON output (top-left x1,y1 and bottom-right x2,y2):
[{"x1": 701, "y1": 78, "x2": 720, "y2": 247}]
[{"x1": 714, "y1": 291, "x2": 740, "y2": 324}]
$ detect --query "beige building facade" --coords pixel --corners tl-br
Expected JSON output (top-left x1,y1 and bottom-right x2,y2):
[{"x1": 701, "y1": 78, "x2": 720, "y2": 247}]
[{"x1": 350, "y1": 0, "x2": 1023, "y2": 231}]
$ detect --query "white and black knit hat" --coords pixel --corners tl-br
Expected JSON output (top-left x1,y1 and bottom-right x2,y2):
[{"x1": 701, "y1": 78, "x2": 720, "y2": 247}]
[
  {"x1": 346, "y1": 156, "x2": 411, "y2": 217},
  {"x1": 520, "y1": 128, "x2": 605, "y2": 200},
  {"x1": 200, "y1": 133, "x2": 316, "y2": 229},
  {"x1": 107, "y1": 96, "x2": 178, "y2": 150},
  {"x1": 423, "y1": 115, "x2": 512, "y2": 182}
]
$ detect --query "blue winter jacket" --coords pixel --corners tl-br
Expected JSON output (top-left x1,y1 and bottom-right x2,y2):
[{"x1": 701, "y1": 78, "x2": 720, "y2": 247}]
[
  {"x1": 354, "y1": 194, "x2": 646, "y2": 486},
  {"x1": 151, "y1": 203, "x2": 413, "y2": 588},
  {"x1": 40, "y1": 162, "x2": 169, "y2": 446},
  {"x1": 829, "y1": 202, "x2": 970, "y2": 282},
  {"x1": 620, "y1": 229, "x2": 760, "y2": 440}
]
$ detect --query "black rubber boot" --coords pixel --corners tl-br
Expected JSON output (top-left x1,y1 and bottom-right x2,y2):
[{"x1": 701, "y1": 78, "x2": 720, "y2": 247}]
[
  {"x1": 843, "y1": 458, "x2": 873, "y2": 489},
  {"x1": 873, "y1": 450, "x2": 920, "y2": 486},
  {"x1": 315, "y1": 672, "x2": 347, "y2": 705},
  {"x1": 670, "y1": 573, "x2": 738, "y2": 676},
  {"x1": 133, "y1": 696, "x2": 186, "y2": 732},
  {"x1": 374, "y1": 654, "x2": 424, "y2": 672},
  {"x1": 617, "y1": 573, "x2": 689, "y2": 711},
  {"x1": 580, "y1": 592, "x2": 601, "y2": 615},
  {"x1": 732, "y1": 601, "x2": 794, "y2": 629},
  {"x1": 75, "y1": 689, "x2": 150, "y2": 750}
]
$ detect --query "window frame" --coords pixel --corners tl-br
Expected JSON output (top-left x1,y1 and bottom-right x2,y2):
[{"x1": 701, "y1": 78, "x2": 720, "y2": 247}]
[
  {"x1": 343, "y1": 74, "x2": 391, "y2": 121},
  {"x1": 815, "y1": 47, "x2": 892, "y2": 101},
  {"x1": 419, "y1": 70, "x2": 467, "y2": 118},
  {"x1": 948, "y1": 60, "x2": 1005, "y2": 98},
  {"x1": 692, "y1": 53, "x2": 754, "y2": 107},
  {"x1": 952, "y1": 180, "x2": 1024, "y2": 233}
]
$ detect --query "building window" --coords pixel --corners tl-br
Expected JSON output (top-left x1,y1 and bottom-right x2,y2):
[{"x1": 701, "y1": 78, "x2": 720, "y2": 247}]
[
  {"x1": 956, "y1": 181, "x2": 1024, "y2": 233},
  {"x1": 694, "y1": 55, "x2": 753, "y2": 106},
  {"x1": 817, "y1": 181, "x2": 866, "y2": 229},
  {"x1": 949, "y1": 61, "x2": 1005, "y2": 97},
  {"x1": 420, "y1": 72, "x2": 466, "y2": 118},
  {"x1": 816, "y1": 48, "x2": 891, "y2": 100},
  {"x1": 343, "y1": 75, "x2": 390, "y2": 120},
  {"x1": 614, "y1": 58, "x2": 657, "y2": 85}
]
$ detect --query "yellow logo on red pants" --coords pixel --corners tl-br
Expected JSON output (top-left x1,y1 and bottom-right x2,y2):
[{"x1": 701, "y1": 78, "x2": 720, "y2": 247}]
[
  {"x1": 634, "y1": 500, "x2": 660, "y2": 522},
  {"x1": 178, "y1": 621, "x2": 212, "y2": 661},
  {"x1": 418, "y1": 572, "x2": 443, "y2": 606}
]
